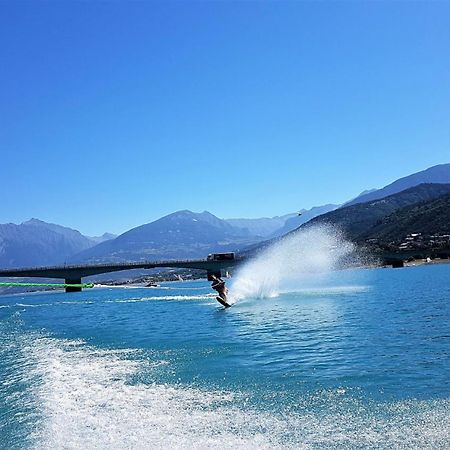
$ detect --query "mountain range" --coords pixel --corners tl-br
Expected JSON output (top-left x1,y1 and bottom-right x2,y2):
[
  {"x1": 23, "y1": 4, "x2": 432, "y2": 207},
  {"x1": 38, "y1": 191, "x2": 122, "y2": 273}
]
[
  {"x1": 225, "y1": 213, "x2": 298, "y2": 237},
  {"x1": 0, "y1": 206, "x2": 332, "y2": 267},
  {"x1": 1, "y1": 163, "x2": 450, "y2": 268},
  {"x1": 300, "y1": 183, "x2": 450, "y2": 246},
  {"x1": 70, "y1": 210, "x2": 258, "y2": 263},
  {"x1": 0, "y1": 219, "x2": 115, "y2": 268},
  {"x1": 361, "y1": 192, "x2": 450, "y2": 246},
  {"x1": 344, "y1": 163, "x2": 450, "y2": 206},
  {"x1": 270, "y1": 204, "x2": 339, "y2": 237}
]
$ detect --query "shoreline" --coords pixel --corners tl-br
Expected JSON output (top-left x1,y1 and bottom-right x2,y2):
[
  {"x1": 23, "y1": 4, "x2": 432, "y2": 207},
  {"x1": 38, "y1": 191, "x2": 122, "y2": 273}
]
[{"x1": 404, "y1": 257, "x2": 450, "y2": 267}]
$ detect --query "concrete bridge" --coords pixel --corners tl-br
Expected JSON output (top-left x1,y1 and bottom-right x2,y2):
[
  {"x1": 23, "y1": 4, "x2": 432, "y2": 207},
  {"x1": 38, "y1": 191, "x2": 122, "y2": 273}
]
[
  {"x1": 0, "y1": 257, "x2": 245, "y2": 292},
  {"x1": 2, "y1": 250, "x2": 442, "y2": 293}
]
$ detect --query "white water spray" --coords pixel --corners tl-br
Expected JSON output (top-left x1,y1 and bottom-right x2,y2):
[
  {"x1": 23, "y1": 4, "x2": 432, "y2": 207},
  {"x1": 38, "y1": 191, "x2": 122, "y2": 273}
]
[{"x1": 230, "y1": 225, "x2": 356, "y2": 302}]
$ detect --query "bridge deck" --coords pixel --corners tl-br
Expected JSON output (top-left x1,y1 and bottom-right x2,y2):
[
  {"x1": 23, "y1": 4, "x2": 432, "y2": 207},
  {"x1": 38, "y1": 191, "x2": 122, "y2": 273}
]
[{"x1": 0, "y1": 258, "x2": 244, "y2": 280}]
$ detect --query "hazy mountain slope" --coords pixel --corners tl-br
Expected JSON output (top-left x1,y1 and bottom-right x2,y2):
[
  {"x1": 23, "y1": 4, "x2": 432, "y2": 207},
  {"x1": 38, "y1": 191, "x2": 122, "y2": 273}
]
[
  {"x1": 344, "y1": 163, "x2": 450, "y2": 207},
  {"x1": 226, "y1": 213, "x2": 298, "y2": 237},
  {"x1": 87, "y1": 232, "x2": 117, "y2": 244},
  {"x1": 344, "y1": 188, "x2": 377, "y2": 206},
  {"x1": 23, "y1": 219, "x2": 116, "y2": 245},
  {"x1": 0, "y1": 219, "x2": 115, "y2": 268},
  {"x1": 241, "y1": 183, "x2": 450, "y2": 259},
  {"x1": 301, "y1": 183, "x2": 450, "y2": 241},
  {"x1": 0, "y1": 222, "x2": 89, "y2": 268},
  {"x1": 22, "y1": 218, "x2": 95, "y2": 249},
  {"x1": 357, "y1": 194, "x2": 450, "y2": 243},
  {"x1": 71, "y1": 210, "x2": 260, "y2": 263},
  {"x1": 271, "y1": 204, "x2": 339, "y2": 237}
]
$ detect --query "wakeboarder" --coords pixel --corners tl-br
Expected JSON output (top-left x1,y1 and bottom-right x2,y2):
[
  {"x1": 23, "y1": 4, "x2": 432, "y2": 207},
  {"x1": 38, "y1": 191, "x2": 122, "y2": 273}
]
[{"x1": 210, "y1": 274, "x2": 231, "y2": 308}]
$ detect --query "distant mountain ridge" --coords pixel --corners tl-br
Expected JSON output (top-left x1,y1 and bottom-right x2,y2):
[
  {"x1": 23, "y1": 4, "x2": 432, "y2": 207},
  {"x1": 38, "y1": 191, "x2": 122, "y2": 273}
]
[
  {"x1": 0, "y1": 220, "x2": 92, "y2": 268},
  {"x1": 88, "y1": 232, "x2": 118, "y2": 244},
  {"x1": 297, "y1": 183, "x2": 450, "y2": 247},
  {"x1": 271, "y1": 204, "x2": 339, "y2": 237},
  {"x1": 22, "y1": 219, "x2": 116, "y2": 245},
  {"x1": 226, "y1": 205, "x2": 340, "y2": 239},
  {"x1": 0, "y1": 219, "x2": 115, "y2": 268},
  {"x1": 344, "y1": 188, "x2": 378, "y2": 206},
  {"x1": 345, "y1": 163, "x2": 450, "y2": 207},
  {"x1": 2, "y1": 163, "x2": 450, "y2": 269},
  {"x1": 226, "y1": 213, "x2": 298, "y2": 237},
  {"x1": 358, "y1": 193, "x2": 450, "y2": 244},
  {"x1": 70, "y1": 210, "x2": 261, "y2": 263}
]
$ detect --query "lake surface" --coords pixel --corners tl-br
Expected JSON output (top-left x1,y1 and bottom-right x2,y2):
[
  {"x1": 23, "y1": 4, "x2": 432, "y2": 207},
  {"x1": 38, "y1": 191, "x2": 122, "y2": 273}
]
[{"x1": 0, "y1": 264, "x2": 449, "y2": 449}]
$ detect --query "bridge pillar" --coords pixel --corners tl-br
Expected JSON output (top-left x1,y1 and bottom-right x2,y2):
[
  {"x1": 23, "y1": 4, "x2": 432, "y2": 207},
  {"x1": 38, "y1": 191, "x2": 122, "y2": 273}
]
[
  {"x1": 392, "y1": 260, "x2": 404, "y2": 268},
  {"x1": 65, "y1": 278, "x2": 82, "y2": 292}
]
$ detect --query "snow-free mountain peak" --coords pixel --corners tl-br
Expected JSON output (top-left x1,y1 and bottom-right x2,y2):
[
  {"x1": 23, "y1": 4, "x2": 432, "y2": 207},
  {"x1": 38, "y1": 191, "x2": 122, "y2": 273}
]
[{"x1": 345, "y1": 163, "x2": 450, "y2": 207}]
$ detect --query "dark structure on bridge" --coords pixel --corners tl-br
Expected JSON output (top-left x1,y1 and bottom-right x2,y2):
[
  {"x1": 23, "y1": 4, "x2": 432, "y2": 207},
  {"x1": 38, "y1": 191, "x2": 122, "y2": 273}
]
[{"x1": 0, "y1": 257, "x2": 244, "y2": 292}]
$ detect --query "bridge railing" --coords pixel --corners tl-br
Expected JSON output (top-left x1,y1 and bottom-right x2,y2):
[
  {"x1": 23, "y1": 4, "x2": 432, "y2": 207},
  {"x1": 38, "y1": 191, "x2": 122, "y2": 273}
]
[{"x1": 0, "y1": 256, "x2": 246, "y2": 275}]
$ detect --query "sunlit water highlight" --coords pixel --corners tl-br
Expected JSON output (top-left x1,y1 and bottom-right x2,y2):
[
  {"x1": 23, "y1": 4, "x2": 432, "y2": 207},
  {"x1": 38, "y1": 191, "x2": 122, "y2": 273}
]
[{"x1": 1, "y1": 264, "x2": 449, "y2": 449}]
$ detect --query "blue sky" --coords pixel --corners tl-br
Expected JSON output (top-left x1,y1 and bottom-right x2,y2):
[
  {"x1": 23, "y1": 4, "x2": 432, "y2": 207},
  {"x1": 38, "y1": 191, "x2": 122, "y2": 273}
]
[{"x1": 1, "y1": 1, "x2": 449, "y2": 235}]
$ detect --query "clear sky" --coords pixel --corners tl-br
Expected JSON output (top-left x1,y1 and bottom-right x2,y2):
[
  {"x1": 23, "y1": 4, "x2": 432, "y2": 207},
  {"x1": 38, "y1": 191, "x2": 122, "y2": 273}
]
[{"x1": 1, "y1": 1, "x2": 449, "y2": 235}]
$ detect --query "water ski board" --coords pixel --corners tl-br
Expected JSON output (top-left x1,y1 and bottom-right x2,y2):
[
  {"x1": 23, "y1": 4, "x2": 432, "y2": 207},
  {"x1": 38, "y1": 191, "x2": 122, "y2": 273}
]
[{"x1": 216, "y1": 296, "x2": 232, "y2": 308}]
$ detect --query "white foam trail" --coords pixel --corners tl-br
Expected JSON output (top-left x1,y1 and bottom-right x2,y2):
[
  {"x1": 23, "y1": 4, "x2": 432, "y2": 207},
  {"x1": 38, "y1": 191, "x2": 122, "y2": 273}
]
[
  {"x1": 27, "y1": 337, "x2": 280, "y2": 449},
  {"x1": 15, "y1": 303, "x2": 53, "y2": 307},
  {"x1": 279, "y1": 285, "x2": 370, "y2": 296},
  {"x1": 1, "y1": 295, "x2": 214, "y2": 310},
  {"x1": 104, "y1": 294, "x2": 215, "y2": 303},
  {"x1": 22, "y1": 335, "x2": 450, "y2": 449},
  {"x1": 230, "y1": 225, "x2": 355, "y2": 302}
]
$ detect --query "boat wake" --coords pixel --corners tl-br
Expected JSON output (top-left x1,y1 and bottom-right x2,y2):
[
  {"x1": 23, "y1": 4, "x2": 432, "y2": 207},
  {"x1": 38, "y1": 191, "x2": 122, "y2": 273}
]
[{"x1": 10, "y1": 333, "x2": 446, "y2": 449}]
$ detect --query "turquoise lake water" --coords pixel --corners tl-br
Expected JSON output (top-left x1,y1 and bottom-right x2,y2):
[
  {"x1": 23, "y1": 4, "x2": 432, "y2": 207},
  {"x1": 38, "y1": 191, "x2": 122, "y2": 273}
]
[{"x1": 0, "y1": 264, "x2": 449, "y2": 449}]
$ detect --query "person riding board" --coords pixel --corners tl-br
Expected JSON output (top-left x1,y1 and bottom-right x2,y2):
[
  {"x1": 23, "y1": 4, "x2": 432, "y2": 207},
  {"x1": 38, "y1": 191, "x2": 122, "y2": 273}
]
[{"x1": 210, "y1": 274, "x2": 229, "y2": 302}]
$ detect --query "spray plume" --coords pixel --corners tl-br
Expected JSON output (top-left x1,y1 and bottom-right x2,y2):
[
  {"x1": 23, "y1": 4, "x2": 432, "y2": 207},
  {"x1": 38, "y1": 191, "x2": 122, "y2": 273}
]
[{"x1": 230, "y1": 224, "x2": 356, "y2": 302}]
